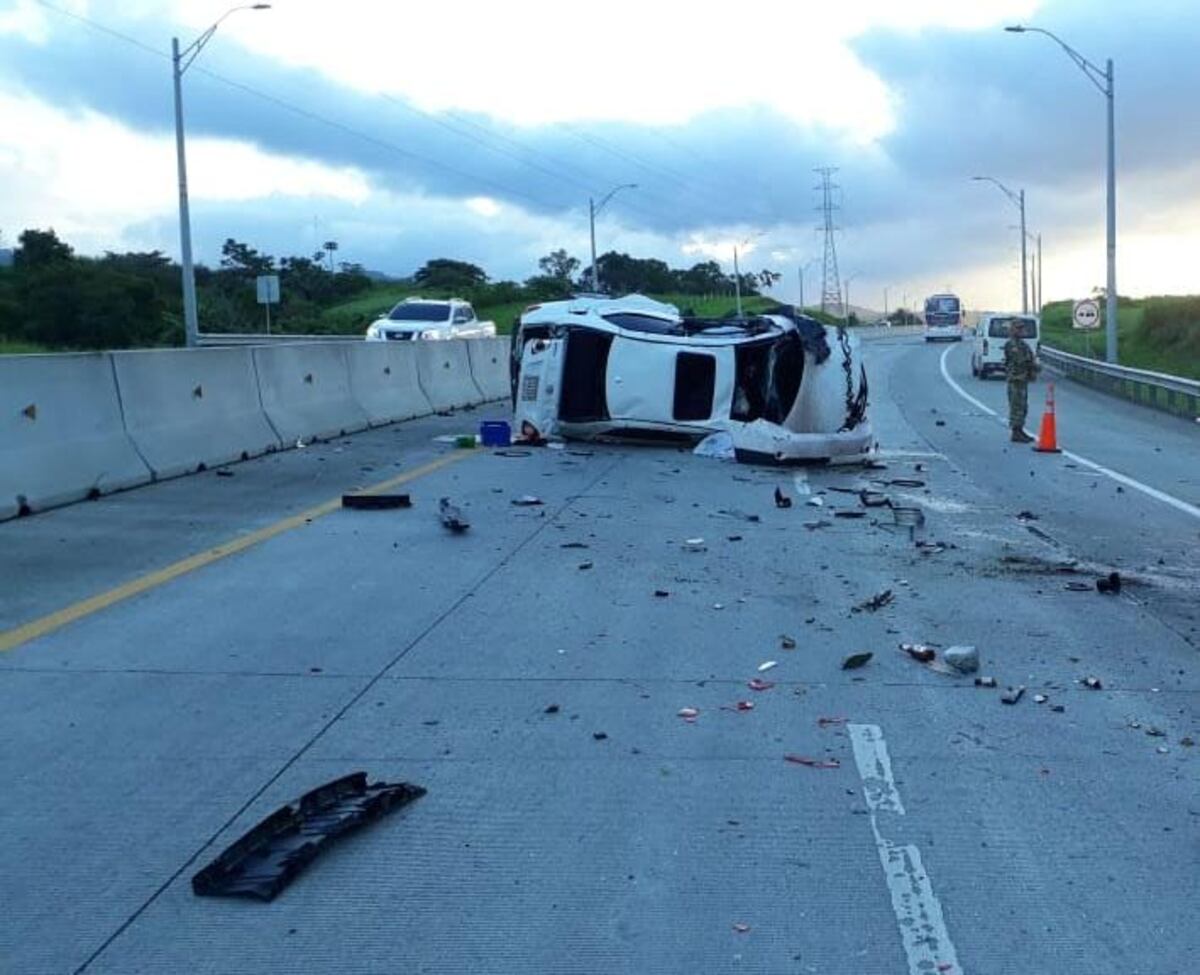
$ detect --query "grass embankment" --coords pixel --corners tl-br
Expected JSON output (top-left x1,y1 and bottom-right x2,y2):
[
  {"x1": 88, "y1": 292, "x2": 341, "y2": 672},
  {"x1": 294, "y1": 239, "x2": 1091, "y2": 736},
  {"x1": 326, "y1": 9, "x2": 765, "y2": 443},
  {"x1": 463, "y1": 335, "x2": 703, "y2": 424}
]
[
  {"x1": 0, "y1": 339, "x2": 51, "y2": 355},
  {"x1": 321, "y1": 290, "x2": 786, "y2": 336},
  {"x1": 1040, "y1": 297, "x2": 1200, "y2": 380}
]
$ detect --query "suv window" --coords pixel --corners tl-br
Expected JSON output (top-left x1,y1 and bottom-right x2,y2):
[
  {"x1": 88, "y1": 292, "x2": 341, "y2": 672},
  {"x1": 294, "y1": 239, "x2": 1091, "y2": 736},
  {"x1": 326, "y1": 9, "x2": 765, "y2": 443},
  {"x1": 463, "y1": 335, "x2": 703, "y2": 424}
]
[
  {"x1": 673, "y1": 353, "x2": 716, "y2": 421},
  {"x1": 988, "y1": 317, "x2": 1036, "y2": 339},
  {"x1": 388, "y1": 304, "x2": 449, "y2": 322}
]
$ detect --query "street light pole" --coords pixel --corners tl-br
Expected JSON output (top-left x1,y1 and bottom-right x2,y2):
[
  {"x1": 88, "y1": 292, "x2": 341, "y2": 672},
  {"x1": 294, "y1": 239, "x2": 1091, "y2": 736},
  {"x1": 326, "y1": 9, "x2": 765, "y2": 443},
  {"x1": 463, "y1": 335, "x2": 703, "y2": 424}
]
[
  {"x1": 1007, "y1": 25, "x2": 1117, "y2": 362},
  {"x1": 173, "y1": 4, "x2": 271, "y2": 348},
  {"x1": 588, "y1": 183, "x2": 637, "y2": 293},
  {"x1": 972, "y1": 175, "x2": 1027, "y2": 313}
]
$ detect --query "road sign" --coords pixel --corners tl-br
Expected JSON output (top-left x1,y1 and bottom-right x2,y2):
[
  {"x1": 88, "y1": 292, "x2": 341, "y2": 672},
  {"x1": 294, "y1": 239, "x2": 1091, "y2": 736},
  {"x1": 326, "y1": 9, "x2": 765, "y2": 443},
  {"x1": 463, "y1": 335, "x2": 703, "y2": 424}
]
[
  {"x1": 1072, "y1": 298, "x2": 1100, "y2": 330},
  {"x1": 256, "y1": 275, "x2": 280, "y2": 305}
]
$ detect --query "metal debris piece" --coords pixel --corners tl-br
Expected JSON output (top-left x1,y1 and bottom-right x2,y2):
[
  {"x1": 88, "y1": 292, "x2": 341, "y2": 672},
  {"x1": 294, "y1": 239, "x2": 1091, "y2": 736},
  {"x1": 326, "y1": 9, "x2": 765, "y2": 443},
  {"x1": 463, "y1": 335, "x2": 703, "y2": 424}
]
[
  {"x1": 544, "y1": 704, "x2": 560, "y2": 714},
  {"x1": 216, "y1": 469, "x2": 235, "y2": 478},
  {"x1": 806, "y1": 496, "x2": 825, "y2": 507},
  {"x1": 735, "y1": 700, "x2": 755, "y2": 712},
  {"x1": 747, "y1": 678, "x2": 775, "y2": 692},
  {"x1": 191, "y1": 773, "x2": 425, "y2": 902},
  {"x1": 578, "y1": 561, "x2": 594, "y2": 571},
  {"x1": 593, "y1": 732, "x2": 608, "y2": 740},
  {"x1": 1016, "y1": 510, "x2": 1039, "y2": 521},
  {"x1": 859, "y1": 490, "x2": 891, "y2": 507},
  {"x1": 1033, "y1": 694, "x2": 1048, "y2": 704},
  {"x1": 902, "y1": 643, "x2": 936, "y2": 663},
  {"x1": 835, "y1": 510, "x2": 867, "y2": 519},
  {"x1": 784, "y1": 755, "x2": 841, "y2": 769},
  {"x1": 342, "y1": 493, "x2": 412, "y2": 510},
  {"x1": 1180, "y1": 737, "x2": 1195, "y2": 747},
  {"x1": 1096, "y1": 571, "x2": 1121, "y2": 594},
  {"x1": 780, "y1": 635, "x2": 797, "y2": 650},
  {"x1": 803, "y1": 520, "x2": 833, "y2": 530},
  {"x1": 1050, "y1": 704, "x2": 1065, "y2": 713},
  {"x1": 1145, "y1": 726, "x2": 1166, "y2": 738},
  {"x1": 682, "y1": 538, "x2": 707, "y2": 553},
  {"x1": 1000, "y1": 685, "x2": 1026, "y2": 705},
  {"x1": 757, "y1": 661, "x2": 778, "y2": 673},
  {"x1": 1065, "y1": 582, "x2": 1092, "y2": 591},
  {"x1": 512, "y1": 495, "x2": 544, "y2": 506},
  {"x1": 841, "y1": 652, "x2": 874, "y2": 670},
  {"x1": 654, "y1": 589, "x2": 670, "y2": 598},
  {"x1": 733, "y1": 923, "x2": 751, "y2": 934},
  {"x1": 1082, "y1": 676, "x2": 1104, "y2": 690},
  {"x1": 817, "y1": 716, "x2": 848, "y2": 727},
  {"x1": 854, "y1": 590, "x2": 894, "y2": 613},
  {"x1": 728, "y1": 534, "x2": 744, "y2": 542},
  {"x1": 493, "y1": 449, "x2": 533, "y2": 457},
  {"x1": 974, "y1": 676, "x2": 997, "y2": 688},
  {"x1": 889, "y1": 479, "x2": 926, "y2": 489},
  {"x1": 561, "y1": 542, "x2": 589, "y2": 549},
  {"x1": 774, "y1": 487, "x2": 793, "y2": 509},
  {"x1": 677, "y1": 707, "x2": 700, "y2": 721},
  {"x1": 438, "y1": 498, "x2": 470, "y2": 533}
]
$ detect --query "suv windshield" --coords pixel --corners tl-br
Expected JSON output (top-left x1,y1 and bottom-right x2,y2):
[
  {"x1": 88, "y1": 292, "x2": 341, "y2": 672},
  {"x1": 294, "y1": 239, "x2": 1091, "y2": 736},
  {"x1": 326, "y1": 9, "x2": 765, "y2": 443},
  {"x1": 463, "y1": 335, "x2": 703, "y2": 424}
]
[
  {"x1": 388, "y1": 304, "x2": 449, "y2": 322},
  {"x1": 988, "y1": 317, "x2": 1036, "y2": 338}
]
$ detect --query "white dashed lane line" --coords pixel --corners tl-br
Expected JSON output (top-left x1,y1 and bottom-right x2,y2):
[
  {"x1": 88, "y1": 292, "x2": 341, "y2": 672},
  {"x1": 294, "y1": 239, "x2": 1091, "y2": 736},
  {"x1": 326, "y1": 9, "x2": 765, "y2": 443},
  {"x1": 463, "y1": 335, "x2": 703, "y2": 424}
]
[
  {"x1": 937, "y1": 345, "x2": 1200, "y2": 523},
  {"x1": 849, "y1": 724, "x2": 962, "y2": 975}
]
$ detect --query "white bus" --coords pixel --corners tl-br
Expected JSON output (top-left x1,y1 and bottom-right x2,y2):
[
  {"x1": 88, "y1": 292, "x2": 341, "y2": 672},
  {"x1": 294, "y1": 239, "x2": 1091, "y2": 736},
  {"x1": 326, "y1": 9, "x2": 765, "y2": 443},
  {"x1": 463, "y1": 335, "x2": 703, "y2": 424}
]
[{"x1": 923, "y1": 294, "x2": 964, "y2": 342}]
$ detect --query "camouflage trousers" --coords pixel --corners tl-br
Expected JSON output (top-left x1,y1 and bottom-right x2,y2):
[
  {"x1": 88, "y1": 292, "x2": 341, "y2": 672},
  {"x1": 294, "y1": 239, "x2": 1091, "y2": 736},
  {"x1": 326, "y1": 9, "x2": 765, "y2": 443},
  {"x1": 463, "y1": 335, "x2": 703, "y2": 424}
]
[{"x1": 1007, "y1": 380, "x2": 1029, "y2": 431}]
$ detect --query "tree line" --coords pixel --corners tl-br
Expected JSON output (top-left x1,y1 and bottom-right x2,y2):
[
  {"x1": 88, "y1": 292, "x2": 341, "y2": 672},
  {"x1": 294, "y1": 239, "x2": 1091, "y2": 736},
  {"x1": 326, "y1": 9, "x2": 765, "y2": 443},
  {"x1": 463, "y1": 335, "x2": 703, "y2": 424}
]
[{"x1": 0, "y1": 229, "x2": 780, "y2": 350}]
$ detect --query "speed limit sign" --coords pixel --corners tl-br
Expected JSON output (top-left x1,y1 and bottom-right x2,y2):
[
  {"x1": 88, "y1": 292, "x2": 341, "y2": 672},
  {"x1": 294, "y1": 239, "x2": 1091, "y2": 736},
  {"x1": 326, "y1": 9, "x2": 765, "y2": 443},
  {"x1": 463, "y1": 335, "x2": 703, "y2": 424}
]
[{"x1": 1072, "y1": 299, "x2": 1101, "y2": 330}]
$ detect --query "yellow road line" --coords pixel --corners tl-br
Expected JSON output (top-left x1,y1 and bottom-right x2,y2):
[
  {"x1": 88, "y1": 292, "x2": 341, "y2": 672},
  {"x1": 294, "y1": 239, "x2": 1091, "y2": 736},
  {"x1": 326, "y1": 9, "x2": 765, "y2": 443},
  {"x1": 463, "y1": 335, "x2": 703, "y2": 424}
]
[{"x1": 0, "y1": 450, "x2": 475, "y2": 654}]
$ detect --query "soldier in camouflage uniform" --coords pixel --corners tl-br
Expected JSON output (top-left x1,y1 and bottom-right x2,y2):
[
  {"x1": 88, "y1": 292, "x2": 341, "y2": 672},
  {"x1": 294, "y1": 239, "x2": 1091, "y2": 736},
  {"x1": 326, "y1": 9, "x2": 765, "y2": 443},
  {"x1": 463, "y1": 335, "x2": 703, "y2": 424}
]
[{"x1": 1004, "y1": 322, "x2": 1037, "y2": 443}]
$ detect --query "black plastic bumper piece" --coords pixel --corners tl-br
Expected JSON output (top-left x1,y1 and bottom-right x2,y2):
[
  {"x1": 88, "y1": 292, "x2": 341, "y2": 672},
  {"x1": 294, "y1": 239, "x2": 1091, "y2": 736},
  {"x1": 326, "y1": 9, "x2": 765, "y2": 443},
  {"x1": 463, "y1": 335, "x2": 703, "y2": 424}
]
[{"x1": 192, "y1": 772, "x2": 426, "y2": 901}]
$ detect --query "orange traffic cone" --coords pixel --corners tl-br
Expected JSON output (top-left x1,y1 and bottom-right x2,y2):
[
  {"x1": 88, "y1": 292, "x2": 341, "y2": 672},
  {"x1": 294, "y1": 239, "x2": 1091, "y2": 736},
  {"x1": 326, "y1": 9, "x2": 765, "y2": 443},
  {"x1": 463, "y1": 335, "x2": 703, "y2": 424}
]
[{"x1": 1033, "y1": 382, "x2": 1061, "y2": 453}]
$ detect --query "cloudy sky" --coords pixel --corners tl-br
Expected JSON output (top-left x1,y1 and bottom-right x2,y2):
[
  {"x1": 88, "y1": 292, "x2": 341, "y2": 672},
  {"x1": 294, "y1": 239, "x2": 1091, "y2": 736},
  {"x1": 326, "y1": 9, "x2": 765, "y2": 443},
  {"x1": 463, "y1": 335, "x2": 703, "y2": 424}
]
[{"x1": 1, "y1": 0, "x2": 1197, "y2": 312}]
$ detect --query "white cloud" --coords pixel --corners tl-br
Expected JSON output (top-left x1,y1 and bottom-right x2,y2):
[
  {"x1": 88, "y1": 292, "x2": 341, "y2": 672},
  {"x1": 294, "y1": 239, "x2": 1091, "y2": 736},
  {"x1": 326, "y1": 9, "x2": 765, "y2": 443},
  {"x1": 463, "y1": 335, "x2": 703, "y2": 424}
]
[
  {"x1": 154, "y1": 0, "x2": 1034, "y2": 140},
  {"x1": 0, "y1": 89, "x2": 370, "y2": 252},
  {"x1": 466, "y1": 196, "x2": 501, "y2": 218}
]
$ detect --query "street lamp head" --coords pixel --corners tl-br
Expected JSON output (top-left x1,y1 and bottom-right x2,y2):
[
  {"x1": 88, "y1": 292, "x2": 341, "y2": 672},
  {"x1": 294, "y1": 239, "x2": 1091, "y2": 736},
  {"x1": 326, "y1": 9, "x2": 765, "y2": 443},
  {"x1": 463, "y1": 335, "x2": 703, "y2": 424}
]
[
  {"x1": 1004, "y1": 24, "x2": 1026, "y2": 32},
  {"x1": 970, "y1": 175, "x2": 986, "y2": 181},
  {"x1": 251, "y1": 4, "x2": 272, "y2": 9}
]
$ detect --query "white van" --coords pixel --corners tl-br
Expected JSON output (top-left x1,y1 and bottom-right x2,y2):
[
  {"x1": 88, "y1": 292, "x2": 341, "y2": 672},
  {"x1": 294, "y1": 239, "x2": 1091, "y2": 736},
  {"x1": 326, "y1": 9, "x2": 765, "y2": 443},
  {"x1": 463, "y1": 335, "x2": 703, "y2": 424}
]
[{"x1": 971, "y1": 314, "x2": 1040, "y2": 378}]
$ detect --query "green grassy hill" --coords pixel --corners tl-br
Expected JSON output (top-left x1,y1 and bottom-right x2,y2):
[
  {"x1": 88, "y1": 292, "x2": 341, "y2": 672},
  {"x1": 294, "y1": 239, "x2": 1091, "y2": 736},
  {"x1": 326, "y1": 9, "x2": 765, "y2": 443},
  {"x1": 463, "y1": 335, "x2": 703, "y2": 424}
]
[{"x1": 1040, "y1": 297, "x2": 1200, "y2": 380}]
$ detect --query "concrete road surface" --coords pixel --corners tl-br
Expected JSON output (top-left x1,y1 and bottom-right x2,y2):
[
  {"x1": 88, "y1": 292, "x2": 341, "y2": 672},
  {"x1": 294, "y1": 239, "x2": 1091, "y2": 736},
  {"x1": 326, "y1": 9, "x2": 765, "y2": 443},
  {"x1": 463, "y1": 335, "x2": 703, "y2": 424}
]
[{"x1": 1, "y1": 339, "x2": 1196, "y2": 975}]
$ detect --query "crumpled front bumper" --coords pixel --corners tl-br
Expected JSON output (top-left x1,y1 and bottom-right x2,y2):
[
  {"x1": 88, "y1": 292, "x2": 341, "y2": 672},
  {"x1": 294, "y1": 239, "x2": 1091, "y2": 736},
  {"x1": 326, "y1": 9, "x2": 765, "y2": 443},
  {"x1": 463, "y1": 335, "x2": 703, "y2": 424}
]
[{"x1": 729, "y1": 418, "x2": 875, "y2": 466}]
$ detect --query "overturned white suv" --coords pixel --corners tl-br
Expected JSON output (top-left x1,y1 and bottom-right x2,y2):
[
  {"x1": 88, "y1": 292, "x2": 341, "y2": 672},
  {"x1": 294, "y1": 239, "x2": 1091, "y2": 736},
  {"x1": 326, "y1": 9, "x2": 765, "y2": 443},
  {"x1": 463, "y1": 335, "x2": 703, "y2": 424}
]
[{"x1": 510, "y1": 295, "x2": 874, "y2": 465}]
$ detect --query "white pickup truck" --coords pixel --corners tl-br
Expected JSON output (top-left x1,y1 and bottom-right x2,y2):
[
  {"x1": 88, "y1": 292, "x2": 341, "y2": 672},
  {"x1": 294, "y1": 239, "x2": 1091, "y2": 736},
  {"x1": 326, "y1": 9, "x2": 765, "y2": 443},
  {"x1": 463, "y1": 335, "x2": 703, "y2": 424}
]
[{"x1": 365, "y1": 298, "x2": 497, "y2": 341}]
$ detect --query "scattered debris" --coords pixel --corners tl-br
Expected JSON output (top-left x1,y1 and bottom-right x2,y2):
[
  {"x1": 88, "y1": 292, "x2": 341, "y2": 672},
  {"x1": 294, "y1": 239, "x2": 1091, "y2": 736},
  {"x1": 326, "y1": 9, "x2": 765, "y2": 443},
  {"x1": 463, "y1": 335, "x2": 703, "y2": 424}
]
[
  {"x1": 216, "y1": 469, "x2": 235, "y2": 478},
  {"x1": 784, "y1": 755, "x2": 841, "y2": 769},
  {"x1": 935, "y1": 419, "x2": 946, "y2": 427},
  {"x1": 693, "y1": 432, "x2": 735, "y2": 460},
  {"x1": 653, "y1": 590, "x2": 670, "y2": 598},
  {"x1": 512, "y1": 495, "x2": 544, "y2": 506},
  {"x1": 780, "y1": 635, "x2": 797, "y2": 650},
  {"x1": 902, "y1": 643, "x2": 936, "y2": 663},
  {"x1": 888, "y1": 478, "x2": 926, "y2": 489},
  {"x1": 1156, "y1": 745, "x2": 1169, "y2": 755},
  {"x1": 854, "y1": 590, "x2": 894, "y2": 613},
  {"x1": 1000, "y1": 685, "x2": 1026, "y2": 705},
  {"x1": 1082, "y1": 676, "x2": 1104, "y2": 690},
  {"x1": 1050, "y1": 704, "x2": 1065, "y2": 713},
  {"x1": 806, "y1": 496, "x2": 825, "y2": 507},
  {"x1": 732, "y1": 923, "x2": 752, "y2": 934},
  {"x1": 747, "y1": 679, "x2": 775, "y2": 692},
  {"x1": 859, "y1": 490, "x2": 890, "y2": 507},
  {"x1": 974, "y1": 676, "x2": 998, "y2": 688},
  {"x1": 682, "y1": 538, "x2": 707, "y2": 553},
  {"x1": 678, "y1": 707, "x2": 700, "y2": 721},
  {"x1": 804, "y1": 520, "x2": 833, "y2": 530},
  {"x1": 1033, "y1": 694, "x2": 1048, "y2": 704},
  {"x1": 438, "y1": 498, "x2": 469, "y2": 533},
  {"x1": 774, "y1": 486, "x2": 793, "y2": 509},
  {"x1": 191, "y1": 773, "x2": 426, "y2": 901},
  {"x1": 842, "y1": 652, "x2": 874, "y2": 670},
  {"x1": 835, "y1": 510, "x2": 867, "y2": 519},
  {"x1": 578, "y1": 561, "x2": 594, "y2": 571},
  {"x1": 493, "y1": 449, "x2": 533, "y2": 458},
  {"x1": 727, "y1": 534, "x2": 743, "y2": 542},
  {"x1": 817, "y1": 716, "x2": 848, "y2": 727},
  {"x1": 1181, "y1": 737, "x2": 1195, "y2": 748},
  {"x1": 1065, "y1": 582, "x2": 1092, "y2": 592},
  {"x1": 717, "y1": 508, "x2": 761, "y2": 523},
  {"x1": 712, "y1": 602, "x2": 725, "y2": 610},
  {"x1": 593, "y1": 732, "x2": 608, "y2": 741},
  {"x1": 1016, "y1": 510, "x2": 1039, "y2": 521},
  {"x1": 1145, "y1": 726, "x2": 1166, "y2": 738},
  {"x1": 544, "y1": 704, "x2": 560, "y2": 714},
  {"x1": 892, "y1": 507, "x2": 925, "y2": 529},
  {"x1": 734, "y1": 700, "x2": 755, "y2": 712},
  {"x1": 561, "y1": 542, "x2": 589, "y2": 549},
  {"x1": 757, "y1": 660, "x2": 778, "y2": 673},
  {"x1": 943, "y1": 645, "x2": 980, "y2": 674},
  {"x1": 1096, "y1": 571, "x2": 1122, "y2": 594},
  {"x1": 342, "y1": 493, "x2": 412, "y2": 510}
]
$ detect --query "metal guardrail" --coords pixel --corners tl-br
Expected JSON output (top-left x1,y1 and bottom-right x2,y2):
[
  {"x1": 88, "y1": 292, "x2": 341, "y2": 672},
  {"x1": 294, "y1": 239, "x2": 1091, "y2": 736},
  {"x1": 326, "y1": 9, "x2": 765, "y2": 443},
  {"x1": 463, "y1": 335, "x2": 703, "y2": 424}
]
[
  {"x1": 1040, "y1": 344, "x2": 1200, "y2": 419},
  {"x1": 197, "y1": 333, "x2": 354, "y2": 346}
]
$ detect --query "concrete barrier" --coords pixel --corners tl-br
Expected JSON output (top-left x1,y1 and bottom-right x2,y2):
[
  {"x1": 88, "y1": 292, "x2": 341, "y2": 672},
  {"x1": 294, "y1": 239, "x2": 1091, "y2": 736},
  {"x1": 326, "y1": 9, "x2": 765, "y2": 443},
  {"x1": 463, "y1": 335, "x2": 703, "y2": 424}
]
[
  {"x1": 346, "y1": 342, "x2": 434, "y2": 426},
  {"x1": 0, "y1": 353, "x2": 152, "y2": 520},
  {"x1": 252, "y1": 343, "x2": 370, "y2": 444},
  {"x1": 467, "y1": 338, "x2": 512, "y2": 403},
  {"x1": 415, "y1": 340, "x2": 485, "y2": 412},
  {"x1": 112, "y1": 347, "x2": 282, "y2": 480}
]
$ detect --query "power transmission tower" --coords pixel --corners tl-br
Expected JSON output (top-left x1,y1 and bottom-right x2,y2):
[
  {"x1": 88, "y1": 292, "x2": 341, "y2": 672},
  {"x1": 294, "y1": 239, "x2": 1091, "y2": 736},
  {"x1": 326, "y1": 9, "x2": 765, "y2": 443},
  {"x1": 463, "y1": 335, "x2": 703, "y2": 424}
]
[{"x1": 814, "y1": 167, "x2": 843, "y2": 316}]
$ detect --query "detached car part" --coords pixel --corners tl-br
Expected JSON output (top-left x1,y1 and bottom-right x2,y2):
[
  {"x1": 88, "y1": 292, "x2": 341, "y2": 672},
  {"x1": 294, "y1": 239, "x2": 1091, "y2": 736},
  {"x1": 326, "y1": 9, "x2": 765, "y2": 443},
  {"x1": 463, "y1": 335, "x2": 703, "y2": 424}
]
[{"x1": 192, "y1": 772, "x2": 426, "y2": 901}]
